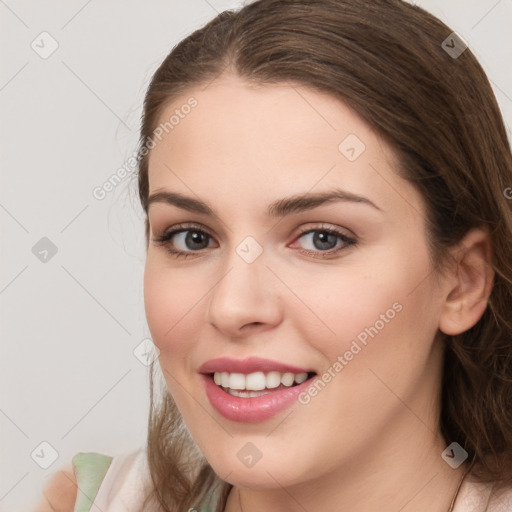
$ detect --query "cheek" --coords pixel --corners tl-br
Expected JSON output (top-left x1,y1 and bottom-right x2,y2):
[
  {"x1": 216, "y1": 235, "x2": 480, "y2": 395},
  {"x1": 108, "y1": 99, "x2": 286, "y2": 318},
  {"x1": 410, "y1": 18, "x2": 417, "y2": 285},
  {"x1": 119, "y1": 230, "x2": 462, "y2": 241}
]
[
  {"x1": 143, "y1": 255, "x2": 202, "y2": 363},
  {"x1": 144, "y1": 258, "x2": 208, "y2": 411},
  {"x1": 305, "y1": 266, "x2": 406, "y2": 335},
  {"x1": 341, "y1": 256, "x2": 439, "y2": 395},
  {"x1": 291, "y1": 241, "x2": 438, "y2": 371}
]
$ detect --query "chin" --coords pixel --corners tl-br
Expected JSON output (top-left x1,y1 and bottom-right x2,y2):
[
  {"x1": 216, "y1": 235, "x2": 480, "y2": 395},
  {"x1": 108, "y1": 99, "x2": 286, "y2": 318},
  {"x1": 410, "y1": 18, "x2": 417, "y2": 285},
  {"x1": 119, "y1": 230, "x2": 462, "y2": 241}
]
[{"x1": 207, "y1": 452, "x2": 311, "y2": 489}]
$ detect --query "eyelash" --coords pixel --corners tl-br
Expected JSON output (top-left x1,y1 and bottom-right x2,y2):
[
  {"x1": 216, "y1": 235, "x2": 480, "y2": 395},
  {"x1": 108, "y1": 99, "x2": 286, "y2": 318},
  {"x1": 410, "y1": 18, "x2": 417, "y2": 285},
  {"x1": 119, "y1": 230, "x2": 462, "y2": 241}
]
[{"x1": 152, "y1": 222, "x2": 357, "y2": 260}]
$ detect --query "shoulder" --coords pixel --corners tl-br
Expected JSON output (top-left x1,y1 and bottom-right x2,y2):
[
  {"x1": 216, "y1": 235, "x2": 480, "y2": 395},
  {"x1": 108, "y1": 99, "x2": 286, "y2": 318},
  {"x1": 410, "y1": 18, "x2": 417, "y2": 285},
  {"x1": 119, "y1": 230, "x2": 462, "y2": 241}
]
[
  {"x1": 488, "y1": 482, "x2": 512, "y2": 511},
  {"x1": 455, "y1": 476, "x2": 512, "y2": 512}
]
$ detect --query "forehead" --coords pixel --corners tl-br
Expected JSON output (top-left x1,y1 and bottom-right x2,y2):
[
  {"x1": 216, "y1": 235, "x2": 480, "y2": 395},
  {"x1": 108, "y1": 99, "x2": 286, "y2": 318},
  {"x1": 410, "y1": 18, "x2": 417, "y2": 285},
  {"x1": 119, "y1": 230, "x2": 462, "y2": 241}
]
[
  {"x1": 151, "y1": 76, "x2": 371, "y2": 157},
  {"x1": 146, "y1": 74, "x2": 421, "y2": 219}
]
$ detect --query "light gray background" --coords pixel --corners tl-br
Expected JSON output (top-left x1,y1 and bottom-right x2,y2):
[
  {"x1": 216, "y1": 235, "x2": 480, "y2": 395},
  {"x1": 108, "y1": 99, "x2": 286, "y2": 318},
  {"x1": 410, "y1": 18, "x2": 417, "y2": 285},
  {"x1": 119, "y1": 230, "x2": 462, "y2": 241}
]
[{"x1": 1, "y1": 1, "x2": 511, "y2": 511}]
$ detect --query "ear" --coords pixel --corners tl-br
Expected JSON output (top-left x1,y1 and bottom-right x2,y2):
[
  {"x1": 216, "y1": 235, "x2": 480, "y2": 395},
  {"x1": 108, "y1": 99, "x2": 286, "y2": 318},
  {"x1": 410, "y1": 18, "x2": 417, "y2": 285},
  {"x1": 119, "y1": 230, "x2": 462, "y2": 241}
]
[{"x1": 438, "y1": 228, "x2": 494, "y2": 336}]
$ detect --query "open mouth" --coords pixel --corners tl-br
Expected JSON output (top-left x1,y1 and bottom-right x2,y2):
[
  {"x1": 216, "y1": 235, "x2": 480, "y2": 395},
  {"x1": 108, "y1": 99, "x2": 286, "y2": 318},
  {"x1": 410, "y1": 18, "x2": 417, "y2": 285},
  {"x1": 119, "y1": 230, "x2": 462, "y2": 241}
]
[
  {"x1": 201, "y1": 367, "x2": 319, "y2": 422},
  {"x1": 208, "y1": 371, "x2": 317, "y2": 398}
]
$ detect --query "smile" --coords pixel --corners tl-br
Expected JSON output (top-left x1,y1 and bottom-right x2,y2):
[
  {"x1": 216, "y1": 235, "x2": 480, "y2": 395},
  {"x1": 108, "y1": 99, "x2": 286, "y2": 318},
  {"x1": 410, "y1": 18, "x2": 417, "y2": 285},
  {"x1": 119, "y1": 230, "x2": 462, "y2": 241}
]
[
  {"x1": 198, "y1": 356, "x2": 318, "y2": 422},
  {"x1": 213, "y1": 370, "x2": 311, "y2": 395}
]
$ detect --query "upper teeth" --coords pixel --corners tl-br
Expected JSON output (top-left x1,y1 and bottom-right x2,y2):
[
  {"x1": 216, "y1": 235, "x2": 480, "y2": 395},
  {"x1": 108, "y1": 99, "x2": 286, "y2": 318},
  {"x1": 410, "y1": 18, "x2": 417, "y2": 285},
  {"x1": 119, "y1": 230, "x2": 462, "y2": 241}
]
[{"x1": 213, "y1": 371, "x2": 309, "y2": 390}]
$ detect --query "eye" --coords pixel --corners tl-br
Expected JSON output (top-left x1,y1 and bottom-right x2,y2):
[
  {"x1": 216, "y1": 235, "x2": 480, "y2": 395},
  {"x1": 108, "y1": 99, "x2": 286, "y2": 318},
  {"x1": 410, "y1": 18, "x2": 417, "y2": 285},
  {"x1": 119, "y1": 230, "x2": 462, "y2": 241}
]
[
  {"x1": 152, "y1": 222, "x2": 357, "y2": 260},
  {"x1": 291, "y1": 225, "x2": 357, "y2": 258},
  {"x1": 152, "y1": 223, "x2": 216, "y2": 258}
]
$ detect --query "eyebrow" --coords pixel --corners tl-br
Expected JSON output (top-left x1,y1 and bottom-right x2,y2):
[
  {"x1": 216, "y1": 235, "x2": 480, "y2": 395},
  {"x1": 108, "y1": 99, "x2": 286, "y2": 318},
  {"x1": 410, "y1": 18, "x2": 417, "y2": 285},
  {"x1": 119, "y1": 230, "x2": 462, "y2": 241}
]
[{"x1": 146, "y1": 187, "x2": 382, "y2": 217}]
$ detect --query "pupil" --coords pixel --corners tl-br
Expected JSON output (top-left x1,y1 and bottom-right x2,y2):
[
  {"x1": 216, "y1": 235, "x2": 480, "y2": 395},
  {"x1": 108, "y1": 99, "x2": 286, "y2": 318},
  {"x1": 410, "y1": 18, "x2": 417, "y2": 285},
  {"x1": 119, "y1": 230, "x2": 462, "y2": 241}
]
[
  {"x1": 187, "y1": 231, "x2": 208, "y2": 250},
  {"x1": 314, "y1": 231, "x2": 337, "y2": 250}
]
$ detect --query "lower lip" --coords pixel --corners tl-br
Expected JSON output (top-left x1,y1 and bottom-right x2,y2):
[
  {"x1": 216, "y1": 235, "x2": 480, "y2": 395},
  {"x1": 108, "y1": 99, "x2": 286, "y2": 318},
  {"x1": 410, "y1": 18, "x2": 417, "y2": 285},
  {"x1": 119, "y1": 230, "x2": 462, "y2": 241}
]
[{"x1": 200, "y1": 373, "x2": 315, "y2": 423}]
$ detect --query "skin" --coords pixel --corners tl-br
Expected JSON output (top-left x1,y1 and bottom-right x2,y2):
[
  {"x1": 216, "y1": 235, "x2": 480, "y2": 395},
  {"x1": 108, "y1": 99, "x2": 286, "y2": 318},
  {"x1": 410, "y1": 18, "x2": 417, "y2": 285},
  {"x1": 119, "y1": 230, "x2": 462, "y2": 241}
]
[{"x1": 143, "y1": 74, "x2": 494, "y2": 512}]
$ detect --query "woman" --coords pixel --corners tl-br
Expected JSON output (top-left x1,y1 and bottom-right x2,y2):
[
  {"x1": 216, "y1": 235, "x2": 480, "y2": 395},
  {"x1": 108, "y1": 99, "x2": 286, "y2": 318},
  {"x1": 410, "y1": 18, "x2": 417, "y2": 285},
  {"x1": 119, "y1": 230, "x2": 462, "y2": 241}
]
[{"x1": 37, "y1": 0, "x2": 512, "y2": 510}]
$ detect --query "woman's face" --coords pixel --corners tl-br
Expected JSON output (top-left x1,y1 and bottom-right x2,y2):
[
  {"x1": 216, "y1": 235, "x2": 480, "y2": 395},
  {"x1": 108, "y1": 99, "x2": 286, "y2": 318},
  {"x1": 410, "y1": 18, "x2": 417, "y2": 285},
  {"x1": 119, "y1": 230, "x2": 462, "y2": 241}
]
[{"x1": 144, "y1": 74, "x2": 450, "y2": 488}]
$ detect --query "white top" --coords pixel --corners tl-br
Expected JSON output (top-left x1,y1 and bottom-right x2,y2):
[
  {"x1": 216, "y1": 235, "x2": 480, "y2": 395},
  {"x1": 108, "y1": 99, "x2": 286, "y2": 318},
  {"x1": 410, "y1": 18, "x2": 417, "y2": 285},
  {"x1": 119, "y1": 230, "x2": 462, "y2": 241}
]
[
  {"x1": 90, "y1": 449, "x2": 152, "y2": 512},
  {"x1": 91, "y1": 449, "x2": 512, "y2": 512},
  {"x1": 454, "y1": 474, "x2": 512, "y2": 512}
]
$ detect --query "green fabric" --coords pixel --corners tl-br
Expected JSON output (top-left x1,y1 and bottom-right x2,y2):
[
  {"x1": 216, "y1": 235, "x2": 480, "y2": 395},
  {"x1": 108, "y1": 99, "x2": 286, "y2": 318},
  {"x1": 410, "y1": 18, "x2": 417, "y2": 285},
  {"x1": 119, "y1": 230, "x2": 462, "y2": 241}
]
[
  {"x1": 70, "y1": 451, "x2": 229, "y2": 511},
  {"x1": 198, "y1": 481, "x2": 224, "y2": 512},
  {"x1": 72, "y1": 452, "x2": 113, "y2": 512}
]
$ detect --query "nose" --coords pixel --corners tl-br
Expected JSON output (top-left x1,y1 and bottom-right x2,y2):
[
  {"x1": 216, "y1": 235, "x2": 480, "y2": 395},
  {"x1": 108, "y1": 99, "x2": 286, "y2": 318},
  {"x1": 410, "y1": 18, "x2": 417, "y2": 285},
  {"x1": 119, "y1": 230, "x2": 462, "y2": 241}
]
[{"x1": 206, "y1": 243, "x2": 283, "y2": 338}]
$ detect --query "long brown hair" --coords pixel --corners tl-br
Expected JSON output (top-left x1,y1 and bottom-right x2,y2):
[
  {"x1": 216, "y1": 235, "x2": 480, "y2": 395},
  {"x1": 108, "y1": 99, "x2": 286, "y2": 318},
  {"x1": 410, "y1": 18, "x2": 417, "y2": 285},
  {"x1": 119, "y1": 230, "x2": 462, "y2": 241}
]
[{"x1": 137, "y1": 1, "x2": 512, "y2": 510}]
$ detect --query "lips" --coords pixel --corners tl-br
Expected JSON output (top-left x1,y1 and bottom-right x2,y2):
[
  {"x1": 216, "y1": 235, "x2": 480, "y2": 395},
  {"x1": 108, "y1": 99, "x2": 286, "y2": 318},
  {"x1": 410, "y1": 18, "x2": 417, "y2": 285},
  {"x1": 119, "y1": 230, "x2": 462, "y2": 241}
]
[
  {"x1": 198, "y1": 356, "x2": 318, "y2": 422},
  {"x1": 198, "y1": 356, "x2": 315, "y2": 375}
]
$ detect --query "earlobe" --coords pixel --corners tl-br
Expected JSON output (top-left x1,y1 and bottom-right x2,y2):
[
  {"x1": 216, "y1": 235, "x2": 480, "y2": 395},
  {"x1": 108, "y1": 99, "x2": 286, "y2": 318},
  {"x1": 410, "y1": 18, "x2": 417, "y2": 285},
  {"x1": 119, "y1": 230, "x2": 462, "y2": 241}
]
[{"x1": 439, "y1": 228, "x2": 494, "y2": 336}]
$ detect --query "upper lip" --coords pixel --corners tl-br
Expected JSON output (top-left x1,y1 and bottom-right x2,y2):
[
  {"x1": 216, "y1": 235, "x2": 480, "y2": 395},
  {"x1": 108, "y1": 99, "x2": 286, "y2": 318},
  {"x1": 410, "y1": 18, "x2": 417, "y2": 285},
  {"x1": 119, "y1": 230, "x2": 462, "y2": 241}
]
[{"x1": 198, "y1": 357, "x2": 315, "y2": 375}]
